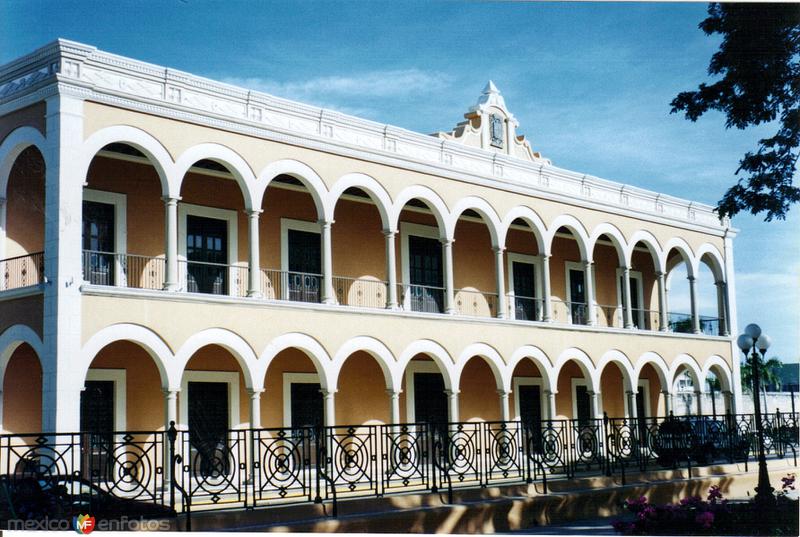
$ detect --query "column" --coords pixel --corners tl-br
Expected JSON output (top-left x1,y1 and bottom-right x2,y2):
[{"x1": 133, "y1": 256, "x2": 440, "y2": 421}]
[
  {"x1": 622, "y1": 266, "x2": 633, "y2": 329},
  {"x1": 494, "y1": 247, "x2": 507, "y2": 319},
  {"x1": 162, "y1": 389, "x2": 179, "y2": 489},
  {"x1": 541, "y1": 254, "x2": 552, "y2": 322},
  {"x1": 387, "y1": 389, "x2": 401, "y2": 424},
  {"x1": 626, "y1": 391, "x2": 638, "y2": 419},
  {"x1": 694, "y1": 390, "x2": 704, "y2": 416},
  {"x1": 246, "y1": 210, "x2": 262, "y2": 298},
  {"x1": 715, "y1": 281, "x2": 729, "y2": 336},
  {"x1": 445, "y1": 389, "x2": 459, "y2": 422},
  {"x1": 544, "y1": 390, "x2": 557, "y2": 421},
  {"x1": 248, "y1": 389, "x2": 263, "y2": 429},
  {"x1": 662, "y1": 390, "x2": 672, "y2": 415},
  {"x1": 0, "y1": 197, "x2": 7, "y2": 262},
  {"x1": 722, "y1": 390, "x2": 733, "y2": 415},
  {"x1": 41, "y1": 94, "x2": 85, "y2": 432},
  {"x1": 498, "y1": 389, "x2": 510, "y2": 422},
  {"x1": 588, "y1": 391, "x2": 602, "y2": 420},
  {"x1": 384, "y1": 230, "x2": 398, "y2": 309},
  {"x1": 688, "y1": 275, "x2": 701, "y2": 334},
  {"x1": 320, "y1": 220, "x2": 335, "y2": 304},
  {"x1": 441, "y1": 239, "x2": 455, "y2": 314},
  {"x1": 162, "y1": 196, "x2": 180, "y2": 291},
  {"x1": 656, "y1": 271, "x2": 668, "y2": 332},
  {"x1": 322, "y1": 389, "x2": 336, "y2": 426},
  {"x1": 584, "y1": 261, "x2": 596, "y2": 326}
]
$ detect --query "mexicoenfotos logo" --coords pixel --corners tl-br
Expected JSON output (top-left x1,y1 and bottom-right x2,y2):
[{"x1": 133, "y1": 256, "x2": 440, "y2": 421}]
[{"x1": 73, "y1": 514, "x2": 96, "y2": 534}]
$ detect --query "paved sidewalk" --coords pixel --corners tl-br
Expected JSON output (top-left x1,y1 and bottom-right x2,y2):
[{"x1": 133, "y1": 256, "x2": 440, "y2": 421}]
[{"x1": 501, "y1": 516, "x2": 619, "y2": 535}]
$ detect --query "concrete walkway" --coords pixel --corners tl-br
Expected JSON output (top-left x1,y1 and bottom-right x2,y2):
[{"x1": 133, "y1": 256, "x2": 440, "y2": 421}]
[{"x1": 500, "y1": 516, "x2": 618, "y2": 535}]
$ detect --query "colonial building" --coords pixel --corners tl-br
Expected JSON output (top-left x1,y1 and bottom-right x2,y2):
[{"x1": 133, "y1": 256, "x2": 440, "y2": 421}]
[{"x1": 0, "y1": 40, "x2": 740, "y2": 442}]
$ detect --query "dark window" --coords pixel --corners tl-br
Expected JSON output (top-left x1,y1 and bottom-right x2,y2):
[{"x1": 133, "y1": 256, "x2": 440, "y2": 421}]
[
  {"x1": 408, "y1": 235, "x2": 443, "y2": 313},
  {"x1": 575, "y1": 384, "x2": 591, "y2": 425},
  {"x1": 188, "y1": 381, "x2": 230, "y2": 476},
  {"x1": 290, "y1": 382, "x2": 324, "y2": 461},
  {"x1": 80, "y1": 380, "x2": 115, "y2": 479},
  {"x1": 413, "y1": 372, "x2": 448, "y2": 435},
  {"x1": 569, "y1": 269, "x2": 587, "y2": 324},
  {"x1": 82, "y1": 201, "x2": 115, "y2": 285},
  {"x1": 619, "y1": 275, "x2": 642, "y2": 329},
  {"x1": 519, "y1": 384, "x2": 543, "y2": 450},
  {"x1": 186, "y1": 215, "x2": 228, "y2": 294},
  {"x1": 512, "y1": 261, "x2": 538, "y2": 321},
  {"x1": 287, "y1": 229, "x2": 321, "y2": 302}
]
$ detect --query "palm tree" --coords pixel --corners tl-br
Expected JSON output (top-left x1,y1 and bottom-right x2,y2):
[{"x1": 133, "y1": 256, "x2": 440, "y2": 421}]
[{"x1": 741, "y1": 355, "x2": 783, "y2": 414}]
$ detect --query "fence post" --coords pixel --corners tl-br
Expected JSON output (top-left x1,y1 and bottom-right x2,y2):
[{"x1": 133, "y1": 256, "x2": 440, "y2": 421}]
[
  {"x1": 603, "y1": 412, "x2": 611, "y2": 477},
  {"x1": 167, "y1": 421, "x2": 177, "y2": 512}
]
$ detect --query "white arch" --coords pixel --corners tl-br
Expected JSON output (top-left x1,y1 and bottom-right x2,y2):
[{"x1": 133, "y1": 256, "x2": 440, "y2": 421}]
[
  {"x1": 255, "y1": 159, "x2": 328, "y2": 219},
  {"x1": 79, "y1": 323, "x2": 173, "y2": 390},
  {"x1": 596, "y1": 349, "x2": 636, "y2": 393},
  {"x1": 174, "y1": 143, "x2": 257, "y2": 210},
  {"x1": 702, "y1": 355, "x2": 733, "y2": 392},
  {"x1": 546, "y1": 215, "x2": 590, "y2": 261},
  {"x1": 395, "y1": 339, "x2": 455, "y2": 392},
  {"x1": 0, "y1": 126, "x2": 47, "y2": 199},
  {"x1": 625, "y1": 230, "x2": 665, "y2": 272},
  {"x1": 258, "y1": 333, "x2": 334, "y2": 391},
  {"x1": 500, "y1": 206, "x2": 547, "y2": 254},
  {"x1": 588, "y1": 224, "x2": 628, "y2": 268},
  {"x1": 553, "y1": 347, "x2": 600, "y2": 393},
  {"x1": 174, "y1": 328, "x2": 259, "y2": 391},
  {"x1": 390, "y1": 185, "x2": 449, "y2": 238},
  {"x1": 447, "y1": 197, "x2": 502, "y2": 249},
  {"x1": 453, "y1": 343, "x2": 506, "y2": 393},
  {"x1": 326, "y1": 173, "x2": 392, "y2": 230},
  {"x1": 331, "y1": 336, "x2": 396, "y2": 392},
  {"x1": 0, "y1": 324, "x2": 44, "y2": 389},
  {"x1": 694, "y1": 243, "x2": 726, "y2": 283},
  {"x1": 80, "y1": 125, "x2": 174, "y2": 197},
  {"x1": 669, "y1": 353, "x2": 703, "y2": 389},
  {"x1": 633, "y1": 352, "x2": 670, "y2": 390},
  {"x1": 506, "y1": 345, "x2": 555, "y2": 394},
  {"x1": 663, "y1": 238, "x2": 696, "y2": 278}
]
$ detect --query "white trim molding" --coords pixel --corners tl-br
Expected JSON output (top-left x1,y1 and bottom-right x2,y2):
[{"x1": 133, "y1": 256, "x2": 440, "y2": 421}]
[
  {"x1": 179, "y1": 370, "x2": 241, "y2": 429},
  {"x1": 511, "y1": 376, "x2": 544, "y2": 422},
  {"x1": 82, "y1": 188, "x2": 127, "y2": 286},
  {"x1": 506, "y1": 252, "x2": 543, "y2": 320},
  {"x1": 404, "y1": 360, "x2": 442, "y2": 424},
  {"x1": 177, "y1": 202, "x2": 240, "y2": 295},
  {"x1": 282, "y1": 372, "x2": 320, "y2": 428},
  {"x1": 85, "y1": 368, "x2": 127, "y2": 431}
]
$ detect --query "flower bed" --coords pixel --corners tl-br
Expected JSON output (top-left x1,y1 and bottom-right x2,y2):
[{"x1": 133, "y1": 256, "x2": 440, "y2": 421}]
[{"x1": 611, "y1": 475, "x2": 799, "y2": 536}]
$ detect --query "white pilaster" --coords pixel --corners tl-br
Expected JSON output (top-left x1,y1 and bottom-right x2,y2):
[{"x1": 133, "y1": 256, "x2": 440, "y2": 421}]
[
  {"x1": 498, "y1": 389, "x2": 510, "y2": 422},
  {"x1": 688, "y1": 275, "x2": 701, "y2": 334},
  {"x1": 541, "y1": 254, "x2": 552, "y2": 322},
  {"x1": 441, "y1": 238, "x2": 455, "y2": 314},
  {"x1": 588, "y1": 391, "x2": 602, "y2": 420},
  {"x1": 387, "y1": 389, "x2": 401, "y2": 424},
  {"x1": 626, "y1": 391, "x2": 637, "y2": 419},
  {"x1": 494, "y1": 247, "x2": 507, "y2": 319},
  {"x1": 694, "y1": 390, "x2": 704, "y2": 415},
  {"x1": 544, "y1": 390, "x2": 557, "y2": 421},
  {"x1": 162, "y1": 196, "x2": 180, "y2": 291},
  {"x1": 322, "y1": 389, "x2": 336, "y2": 426},
  {"x1": 384, "y1": 230, "x2": 398, "y2": 309},
  {"x1": 248, "y1": 389, "x2": 263, "y2": 429},
  {"x1": 656, "y1": 271, "x2": 668, "y2": 332},
  {"x1": 715, "y1": 281, "x2": 729, "y2": 336},
  {"x1": 41, "y1": 94, "x2": 85, "y2": 433},
  {"x1": 246, "y1": 209, "x2": 262, "y2": 298},
  {"x1": 319, "y1": 220, "x2": 335, "y2": 304},
  {"x1": 445, "y1": 389, "x2": 459, "y2": 422},
  {"x1": 723, "y1": 231, "x2": 742, "y2": 413},
  {"x1": 622, "y1": 266, "x2": 633, "y2": 329},
  {"x1": 584, "y1": 260, "x2": 596, "y2": 326}
]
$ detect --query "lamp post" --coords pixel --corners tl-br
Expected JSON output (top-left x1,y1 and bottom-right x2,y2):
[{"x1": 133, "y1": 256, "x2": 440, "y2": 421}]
[{"x1": 736, "y1": 323, "x2": 775, "y2": 508}]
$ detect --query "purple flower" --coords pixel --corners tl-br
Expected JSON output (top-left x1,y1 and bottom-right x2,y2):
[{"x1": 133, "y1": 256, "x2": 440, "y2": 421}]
[
  {"x1": 781, "y1": 474, "x2": 796, "y2": 491},
  {"x1": 707, "y1": 485, "x2": 723, "y2": 502}
]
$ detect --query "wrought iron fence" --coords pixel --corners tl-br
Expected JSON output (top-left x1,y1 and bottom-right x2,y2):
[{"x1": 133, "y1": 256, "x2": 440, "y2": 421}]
[
  {"x1": 454, "y1": 288, "x2": 497, "y2": 318},
  {"x1": 1, "y1": 413, "x2": 796, "y2": 524},
  {"x1": 1, "y1": 251, "x2": 44, "y2": 290},
  {"x1": 82, "y1": 250, "x2": 165, "y2": 290},
  {"x1": 333, "y1": 276, "x2": 388, "y2": 309}
]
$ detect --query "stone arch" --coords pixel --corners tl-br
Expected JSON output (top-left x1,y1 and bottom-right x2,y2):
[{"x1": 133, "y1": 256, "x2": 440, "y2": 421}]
[
  {"x1": 331, "y1": 336, "x2": 396, "y2": 392},
  {"x1": 506, "y1": 345, "x2": 556, "y2": 394},
  {"x1": 175, "y1": 328, "x2": 259, "y2": 391},
  {"x1": 669, "y1": 353, "x2": 703, "y2": 389},
  {"x1": 0, "y1": 126, "x2": 48, "y2": 199},
  {"x1": 499, "y1": 206, "x2": 547, "y2": 254},
  {"x1": 453, "y1": 343, "x2": 506, "y2": 392},
  {"x1": 634, "y1": 351, "x2": 670, "y2": 389},
  {"x1": 447, "y1": 197, "x2": 502, "y2": 249},
  {"x1": 80, "y1": 125, "x2": 173, "y2": 197},
  {"x1": 626, "y1": 230, "x2": 664, "y2": 272},
  {"x1": 694, "y1": 243, "x2": 726, "y2": 283},
  {"x1": 174, "y1": 143, "x2": 257, "y2": 209},
  {"x1": 553, "y1": 347, "x2": 599, "y2": 392},
  {"x1": 588, "y1": 224, "x2": 628, "y2": 268},
  {"x1": 664, "y1": 237, "x2": 696, "y2": 278},
  {"x1": 596, "y1": 349, "x2": 636, "y2": 393},
  {"x1": 547, "y1": 215, "x2": 590, "y2": 261},
  {"x1": 255, "y1": 159, "x2": 327, "y2": 219},
  {"x1": 390, "y1": 185, "x2": 450, "y2": 238},
  {"x1": 79, "y1": 323, "x2": 173, "y2": 390},
  {"x1": 702, "y1": 355, "x2": 733, "y2": 393},
  {"x1": 327, "y1": 173, "x2": 392, "y2": 230},
  {"x1": 395, "y1": 339, "x2": 455, "y2": 392},
  {"x1": 258, "y1": 332, "x2": 334, "y2": 391},
  {"x1": 0, "y1": 324, "x2": 44, "y2": 388}
]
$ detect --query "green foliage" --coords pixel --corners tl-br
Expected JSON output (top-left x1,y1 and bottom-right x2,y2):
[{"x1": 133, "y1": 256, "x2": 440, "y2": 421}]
[
  {"x1": 741, "y1": 355, "x2": 784, "y2": 393},
  {"x1": 671, "y1": 3, "x2": 800, "y2": 221}
]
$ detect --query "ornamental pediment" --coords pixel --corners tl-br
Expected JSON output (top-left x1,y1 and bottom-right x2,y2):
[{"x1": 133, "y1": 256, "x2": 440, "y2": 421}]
[{"x1": 433, "y1": 81, "x2": 549, "y2": 164}]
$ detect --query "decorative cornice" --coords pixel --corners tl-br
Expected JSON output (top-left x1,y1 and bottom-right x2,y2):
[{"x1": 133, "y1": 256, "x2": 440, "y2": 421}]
[{"x1": 0, "y1": 39, "x2": 732, "y2": 235}]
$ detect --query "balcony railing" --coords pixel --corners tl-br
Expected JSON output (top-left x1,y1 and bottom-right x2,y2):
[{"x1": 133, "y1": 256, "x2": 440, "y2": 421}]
[
  {"x1": 403, "y1": 283, "x2": 445, "y2": 314},
  {"x1": 179, "y1": 259, "x2": 247, "y2": 297},
  {"x1": 551, "y1": 299, "x2": 588, "y2": 325},
  {"x1": 261, "y1": 269, "x2": 322, "y2": 303},
  {"x1": 0, "y1": 412, "x2": 795, "y2": 521},
  {"x1": 333, "y1": 276, "x2": 388, "y2": 308},
  {"x1": 669, "y1": 312, "x2": 722, "y2": 335},
  {"x1": 1, "y1": 251, "x2": 44, "y2": 290},
  {"x1": 511, "y1": 295, "x2": 543, "y2": 321},
  {"x1": 454, "y1": 288, "x2": 497, "y2": 317},
  {"x1": 82, "y1": 250, "x2": 165, "y2": 290},
  {"x1": 595, "y1": 303, "x2": 622, "y2": 328}
]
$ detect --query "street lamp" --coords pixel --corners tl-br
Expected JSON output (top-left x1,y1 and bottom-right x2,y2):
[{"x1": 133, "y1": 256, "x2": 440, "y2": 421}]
[{"x1": 736, "y1": 323, "x2": 775, "y2": 508}]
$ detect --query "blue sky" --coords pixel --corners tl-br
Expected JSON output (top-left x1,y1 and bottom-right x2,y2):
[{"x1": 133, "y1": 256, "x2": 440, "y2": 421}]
[{"x1": 2, "y1": 1, "x2": 797, "y2": 362}]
